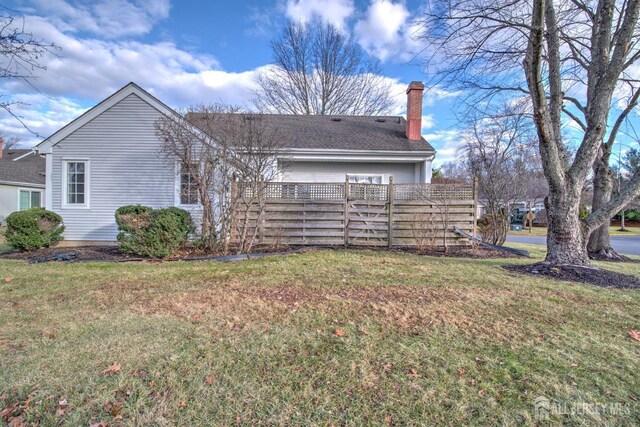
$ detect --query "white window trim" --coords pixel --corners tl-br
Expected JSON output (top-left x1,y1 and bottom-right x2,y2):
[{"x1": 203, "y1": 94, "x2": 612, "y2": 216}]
[
  {"x1": 62, "y1": 159, "x2": 90, "y2": 209},
  {"x1": 347, "y1": 174, "x2": 385, "y2": 184},
  {"x1": 16, "y1": 187, "x2": 44, "y2": 211},
  {"x1": 174, "y1": 161, "x2": 202, "y2": 208}
]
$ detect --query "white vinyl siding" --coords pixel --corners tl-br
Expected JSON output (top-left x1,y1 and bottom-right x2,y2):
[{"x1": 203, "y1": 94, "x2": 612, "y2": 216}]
[
  {"x1": 0, "y1": 184, "x2": 45, "y2": 221},
  {"x1": 50, "y1": 93, "x2": 199, "y2": 241}
]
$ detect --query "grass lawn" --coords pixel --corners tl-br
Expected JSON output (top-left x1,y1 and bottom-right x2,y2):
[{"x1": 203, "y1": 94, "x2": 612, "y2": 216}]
[
  {"x1": 1, "y1": 247, "x2": 639, "y2": 425},
  {"x1": 509, "y1": 226, "x2": 640, "y2": 236}
]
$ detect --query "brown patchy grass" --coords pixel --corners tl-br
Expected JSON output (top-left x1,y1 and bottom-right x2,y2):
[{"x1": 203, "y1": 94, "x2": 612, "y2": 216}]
[{"x1": 0, "y1": 248, "x2": 639, "y2": 425}]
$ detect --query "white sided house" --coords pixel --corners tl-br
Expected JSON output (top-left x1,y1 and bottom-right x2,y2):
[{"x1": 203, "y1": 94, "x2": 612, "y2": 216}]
[
  {"x1": 36, "y1": 82, "x2": 436, "y2": 243},
  {"x1": 0, "y1": 148, "x2": 46, "y2": 224}
]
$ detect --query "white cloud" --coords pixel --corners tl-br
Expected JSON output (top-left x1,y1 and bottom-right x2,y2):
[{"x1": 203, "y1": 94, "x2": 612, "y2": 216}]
[
  {"x1": 0, "y1": 94, "x2": 88, "y2": 143},
  {"x1": 421, "y1": 114, "x2": 435, "y2": 130},
  {"x1": 285, "y1": 0, "x2": 355, "y2": 29},
  {"x1": 0, "y1": 14, "x2": 263, "y2": 146},
  {"x1": 423, "y1": 129, "x2": 464, "y2": 165},
  {"x1": 423, "y1": 86, "x2": 461, "y2": 106},
  {"x1": 0, "y1": 1, "x2": 454, "y2": 148},
  {"x1": 30, "y1": 0, "x2": 171, "y2": 38},
  {"x1": 354, "y1": 0, "x2": 420, "y2": 62}
]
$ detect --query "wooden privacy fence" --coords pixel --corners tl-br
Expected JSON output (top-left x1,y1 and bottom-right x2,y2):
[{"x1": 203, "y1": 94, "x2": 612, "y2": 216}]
[{"x1": 231, "y1": 178, "x2": 478, "y2": 248}]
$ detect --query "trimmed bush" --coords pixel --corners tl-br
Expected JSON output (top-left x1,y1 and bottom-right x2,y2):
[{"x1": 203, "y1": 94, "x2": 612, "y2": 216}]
[
  {"x1": 5, "y1": 208, "x2": 64, "y2": 251},
  {"x1": 115, "y1": 205, "x2": 193, "y2": 258}
]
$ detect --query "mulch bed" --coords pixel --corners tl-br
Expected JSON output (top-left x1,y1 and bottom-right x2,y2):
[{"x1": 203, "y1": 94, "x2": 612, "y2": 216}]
[
  {"x1": 0, "y1": 246, "x2": 147, "y2": 263},
  {"x1": 0, "y1": 243, "x2": 524, "y2": 264},
  {"x1": 588, "y1": 252, "x2": 637, "y2": 263},
  {"x1": 504, "y1": 263, "x2": 640, "y2": 290}
]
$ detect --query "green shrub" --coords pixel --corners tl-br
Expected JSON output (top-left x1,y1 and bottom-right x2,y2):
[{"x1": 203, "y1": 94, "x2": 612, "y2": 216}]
[
  {"x1": 624, "y1": 210, "x2": 640, "y2": 221},
  {"x1": 5, "y1": 208, "x2": 64, "y2": 251},
  {"x1": 115, "y1": 205, "x2": 193, "y2": 258}
]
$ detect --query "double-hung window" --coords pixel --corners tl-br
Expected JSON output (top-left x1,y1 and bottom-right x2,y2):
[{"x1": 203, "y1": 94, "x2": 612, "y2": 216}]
[
  {"x1": 18, "y1": 189, "x2": 42, "y2": 210},
  {"x1": 64, "y1": 161, "x2": 88, "y2": 207},
  {"x1": 179, "y1": 163, "x2": 199, "y2": 205}
]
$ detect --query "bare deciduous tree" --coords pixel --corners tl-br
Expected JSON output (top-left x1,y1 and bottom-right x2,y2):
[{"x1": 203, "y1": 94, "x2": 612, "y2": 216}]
[
  {"x1": 0, "y1": 13, "x2": 57, "y2": 134},
  {"x1": 410, "y1": 213, "x2": 437, "y2": 253},
  {"x1": 462, "y1": 102, "x2": 543, "y2": 245},
  {"x1": 418, "y1": 0, "x2": 640, "y2": 266},
  {"x1": 254, "y1": 21, "x2": 395, "y2": 115},
  {"x1": 206, "y1": 114, "x2": 284, "y2": 254},
  {"x1": 1, "y1": 134, "x2": 19, "y2": 150},
  {"x1": 156, "y1": 107, "x2": 283, "y2": 254}
]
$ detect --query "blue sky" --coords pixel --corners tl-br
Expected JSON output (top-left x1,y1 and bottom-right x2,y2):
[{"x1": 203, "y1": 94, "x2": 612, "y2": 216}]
[{"x1": 0, "y1": 0, "x2": 463, "y2": 164}]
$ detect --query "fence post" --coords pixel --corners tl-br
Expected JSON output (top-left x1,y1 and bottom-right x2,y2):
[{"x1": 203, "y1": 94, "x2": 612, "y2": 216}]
[
  {"x1": 387, "y1": 176, "x2": 394, "y2": 248},
  {"x1": 230, "y1": 179, "x2": 238, "y2": 244},
  {"x1": 344, "y1": 175, "x2": 350, "y2": 246},
  {"x1": 472, "y1": 176, "x2": 479, "y2": 238},
  {"x1": 258, "y1": 179, "x2": 265, "y2": 245}
]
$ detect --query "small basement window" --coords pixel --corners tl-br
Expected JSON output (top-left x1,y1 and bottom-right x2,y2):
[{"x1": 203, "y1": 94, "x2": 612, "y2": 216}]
[{"x1": 18, "y1": 189, "x2": 42, "y2": 210}]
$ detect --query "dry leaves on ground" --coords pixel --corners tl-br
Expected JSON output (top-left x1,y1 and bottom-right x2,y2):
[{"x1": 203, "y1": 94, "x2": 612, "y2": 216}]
[
  {"x1": 102, "y1": 362, "x2": 122, "y2": 375},
  {"x1": 55, "y1": 397, "x2": 68, "y2": 416},
  {"x1": 335, "y1": 328, "x2": 346, "y2": 337},
  {"x1": 630, "y1": 330, "x2": 640, "y2": 341}
]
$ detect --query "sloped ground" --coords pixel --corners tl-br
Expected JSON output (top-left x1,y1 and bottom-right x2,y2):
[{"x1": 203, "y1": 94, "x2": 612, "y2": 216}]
[{"x1": 1, "y1": 248, "x2": 639, "y2": 425}]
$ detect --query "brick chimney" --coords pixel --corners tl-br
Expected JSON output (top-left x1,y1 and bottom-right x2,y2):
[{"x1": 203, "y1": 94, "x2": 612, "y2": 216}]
[{"x1": 406, "y1": 81, "x2": 424, "y2": 141}]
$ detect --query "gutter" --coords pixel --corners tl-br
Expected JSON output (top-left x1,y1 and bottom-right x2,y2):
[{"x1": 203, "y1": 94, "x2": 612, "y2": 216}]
[
  {"x1": 0, "y1": 180, "x2": 45, "y2": 188},
  {"x1": 281, "y1": 148, "x2": 436, "y2": 163}
]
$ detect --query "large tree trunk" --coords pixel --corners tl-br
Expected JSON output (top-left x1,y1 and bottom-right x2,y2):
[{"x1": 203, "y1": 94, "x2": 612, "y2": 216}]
[
  {"x1": 544, "y1": 192, "x2": 590, "y2": 265},
  {"x1": 587, "y1": 162, "x2": 624, "y2": 259}
]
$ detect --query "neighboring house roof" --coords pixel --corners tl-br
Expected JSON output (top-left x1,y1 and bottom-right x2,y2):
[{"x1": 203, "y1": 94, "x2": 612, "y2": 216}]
[
  {"x1": 188, "y1": 113, "x2": 435, "y2": 153},
  {"x1": 0, "y1": 149, "x2": 45, "y2": 186}
]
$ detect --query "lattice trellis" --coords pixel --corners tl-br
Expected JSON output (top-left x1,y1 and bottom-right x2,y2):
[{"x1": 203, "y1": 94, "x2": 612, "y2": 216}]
[
  {"x1": 348, "y1": 183, "x2": 388, "y2": 201},
  {"x1": 394, "y1": 184, "x2": 473, "y2": 201},
  {"x1": 236, "y1": 182, "x2": 346, "y2": 200},
  {"x1": 235, "y1": 182, "x2": 473, "y2": 201}
]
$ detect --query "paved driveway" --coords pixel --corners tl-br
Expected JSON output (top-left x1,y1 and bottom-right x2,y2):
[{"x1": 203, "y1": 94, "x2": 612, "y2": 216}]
[{"x1": 506, "y1": 234, "x2": 640, "y2": 256}]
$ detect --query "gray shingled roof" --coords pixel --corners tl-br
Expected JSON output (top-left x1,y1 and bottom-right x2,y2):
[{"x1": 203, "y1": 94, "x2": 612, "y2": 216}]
[
  {"x1": 0, "y1": 149, "x2": 46, "y2": 185},
  {"x1": 188, "y1": 114, "x2": 435, "y2": 153}
]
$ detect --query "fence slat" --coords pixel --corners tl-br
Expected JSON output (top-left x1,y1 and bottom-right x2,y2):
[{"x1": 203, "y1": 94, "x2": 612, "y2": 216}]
[{"x1": 232, "y1": 181, "x2": 477, "y2": 248}]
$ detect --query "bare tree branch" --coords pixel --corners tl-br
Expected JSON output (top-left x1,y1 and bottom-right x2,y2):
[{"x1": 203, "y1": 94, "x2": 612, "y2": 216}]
[
  {"x1": 253, "y1": 21, "x2": 395, "y2": 115},
  {"x1": 0, "y1": 14, "x2": 58, "y2": 136}
]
